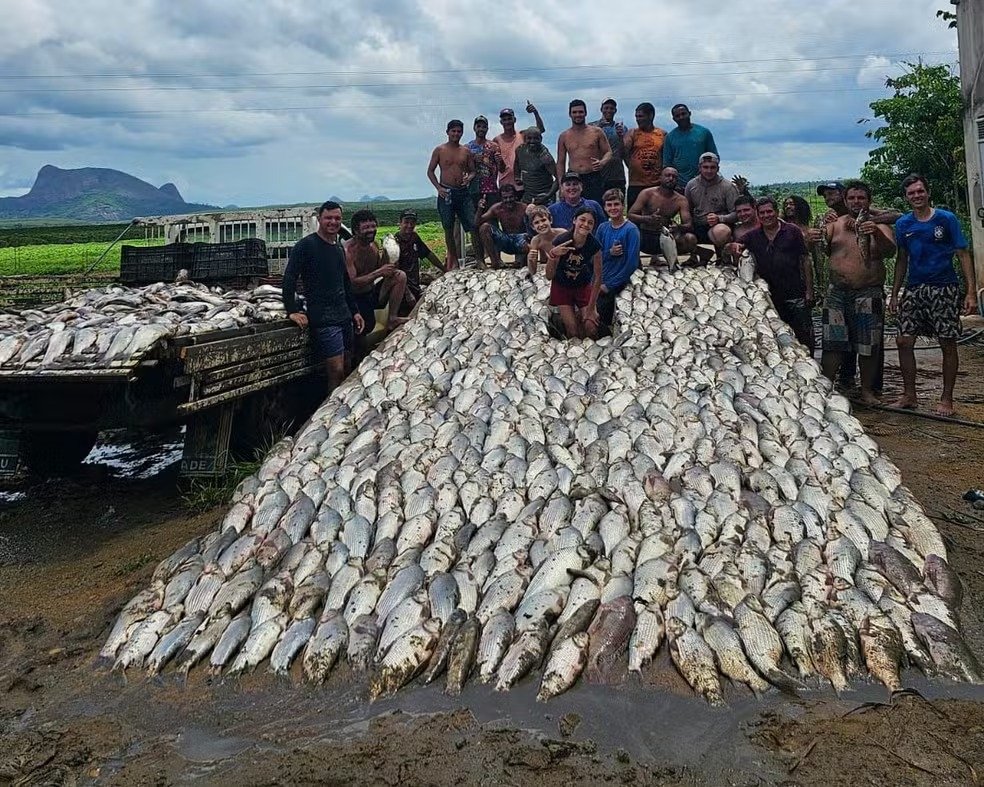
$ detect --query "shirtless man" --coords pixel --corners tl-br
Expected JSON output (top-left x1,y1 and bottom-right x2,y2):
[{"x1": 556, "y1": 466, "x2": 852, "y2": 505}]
[
  {"x1": 477, "y1": 183, "x2": 530, "y2": 269},
  {"x1": 809, "y1": 180, "x2": 901, "y2": 393},
  {"x1": 426, "y1": 119, "x2": 475, "y2": 268},
  {"x1": 343, "y1": 209, "x2": 408, "y2": 336},
  {"x1": 494, "y1": 102, "x2": 545, "y2": 190},
  {"x1": 627, "y1": 166, "x2": 696, "y2": 257},
  {"x1": 820, "y1": 181, "x2": 896, "y2": 405},
  {"x1": 526, "y1": 205, "x2": 566, "y2": 277},
  {"x1": 556, "y1": 99, "x2": 612, "y2": 205}
]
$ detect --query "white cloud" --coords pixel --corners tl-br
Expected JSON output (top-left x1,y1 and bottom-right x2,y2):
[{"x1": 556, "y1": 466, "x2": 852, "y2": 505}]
[
  {"x1": 856, "y1": 55, "x2": 894, "y2": 87},
  {"x1": 0, "y1": 0, "x2": 960, "y2": 205}
]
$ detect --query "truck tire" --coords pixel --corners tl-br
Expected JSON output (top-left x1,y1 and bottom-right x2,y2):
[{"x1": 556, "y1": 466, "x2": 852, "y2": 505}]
[{"x1": 22, "y1": 430, "x2": 98, "y2": 475}]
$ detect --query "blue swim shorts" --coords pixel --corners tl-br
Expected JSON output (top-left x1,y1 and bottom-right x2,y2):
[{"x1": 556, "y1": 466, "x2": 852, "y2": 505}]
[{"x1": 313, "y1": 321, "x2": 354, "y2": 359}]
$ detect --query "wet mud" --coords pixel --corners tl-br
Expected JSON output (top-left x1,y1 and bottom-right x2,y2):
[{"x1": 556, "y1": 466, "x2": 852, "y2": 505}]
[{"x1": 2, "y1": 345, "x2": 984, "y2": 785}]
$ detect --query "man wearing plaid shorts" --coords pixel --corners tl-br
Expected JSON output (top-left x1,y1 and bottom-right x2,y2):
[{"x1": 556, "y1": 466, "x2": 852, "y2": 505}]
[
  {"x1": 890, "y1": 174, "x2": 978, "y2": 416},
  {"x1": 820, "y1": 181, "x2": 897, "y2": 405}
]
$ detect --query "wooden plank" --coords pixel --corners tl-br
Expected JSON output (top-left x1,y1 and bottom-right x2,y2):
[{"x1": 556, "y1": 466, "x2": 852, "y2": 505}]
[
  {"x1": 176, "y1": 366, "x2": 313, "y2": 415},
  {"x1": 180, "y1": 403, "x2": 235, "y2": 476},
  {"x1": 200, "y1": 345, "x2": 310, "y2": 385},
  {"x1": 167, "y1": 319, "x2": 290, "y2": 349},
  {"x1": 199, "y1": 356, "x2": 313, "y2": 397},
  {"x1": 179, "y1": 325, "x2": 309, "y2": 373}
]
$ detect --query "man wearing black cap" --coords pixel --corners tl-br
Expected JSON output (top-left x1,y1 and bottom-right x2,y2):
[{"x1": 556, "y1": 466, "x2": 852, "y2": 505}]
[
  {"x1": 427, "y1": 119, "x2": 476, "y2": 268},
  {"x1": 549, "y1": 172, "x2": 605, "y2": 230},
  {"x1": 557, "y1": 99, "x2": 613, "y2": 204},
  {"x1": 493, "y1": 102, "x2": 545, "y2": 192},
  {"x1": 590, "y1": 98, "x2": 627, "y2": 198},
  {"x1": 393, "y1": 208, "x2": 444, "y2": 311}
]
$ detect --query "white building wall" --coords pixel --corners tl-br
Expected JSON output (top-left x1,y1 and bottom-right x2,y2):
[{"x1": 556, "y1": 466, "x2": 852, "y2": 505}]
[{"x1": 954, "y1": 0, "x2": 984, "y2": 290}]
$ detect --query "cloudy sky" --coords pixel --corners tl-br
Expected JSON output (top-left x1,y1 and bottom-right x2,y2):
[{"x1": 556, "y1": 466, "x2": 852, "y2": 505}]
[{"x1": 0, "y1": 0, "x2": 959, "y2": 207}]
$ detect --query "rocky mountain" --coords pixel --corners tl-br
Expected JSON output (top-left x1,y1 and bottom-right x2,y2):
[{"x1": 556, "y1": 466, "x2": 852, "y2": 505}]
[{"x1": 0, "y1": 166, "x2": 215, "y2": 222}]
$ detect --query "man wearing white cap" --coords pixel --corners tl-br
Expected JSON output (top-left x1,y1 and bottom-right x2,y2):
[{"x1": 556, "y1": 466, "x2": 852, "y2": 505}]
[
  {"x1": 493, "y1": 102, "x2": 545, "y2": 191},
  {"x1": 684, "y1": 152, "x2": 737, "y2": 261}
]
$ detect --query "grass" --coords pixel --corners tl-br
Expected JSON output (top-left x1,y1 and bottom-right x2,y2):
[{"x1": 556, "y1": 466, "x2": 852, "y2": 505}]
[
  {"x1": 0, "y1": 222, "x2": 449, "y2": 277},
  {"x1": 113, "y1": 552, "x2": 157, "y2": 577},
  {"x1": 178, "y1": 427, "x2": 287, "y2": 513},
  {"x1": 378, "y1": 222, "x2": 448, "y2": 263},
  {"x1": 0, "y1": 238, "x2": 164, "y2": 277},
  {"x1": 180, "y1": 456, "x2": 262, "y2": 513}
]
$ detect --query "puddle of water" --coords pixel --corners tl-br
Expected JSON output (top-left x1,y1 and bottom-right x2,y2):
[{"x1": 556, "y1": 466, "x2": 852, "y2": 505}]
[
  {"x1": 84, "y1": 427, "x2": 185, "y2": 480},
  {"x1": 55, "y1": 660, "x2": 984, "y2": 783}
]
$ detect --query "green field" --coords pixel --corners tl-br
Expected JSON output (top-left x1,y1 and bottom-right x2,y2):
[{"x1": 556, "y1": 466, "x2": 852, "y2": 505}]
[
  {"x1": 0, "y1": 222, "x2": 449, "y2": 277},
  {"x1": 0, "y1": 238, "x2": 165, "y2": 276}
]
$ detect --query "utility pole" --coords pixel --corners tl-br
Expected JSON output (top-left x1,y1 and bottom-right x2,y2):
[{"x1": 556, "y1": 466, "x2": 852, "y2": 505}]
[{"x1": 952, "y1": 0, "x2": 984, "y2": 290}]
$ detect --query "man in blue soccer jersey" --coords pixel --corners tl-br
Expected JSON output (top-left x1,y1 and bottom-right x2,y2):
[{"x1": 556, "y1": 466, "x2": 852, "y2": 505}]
[{"x1": 890, "y1": 174, "x2": 978, "y2": 416}]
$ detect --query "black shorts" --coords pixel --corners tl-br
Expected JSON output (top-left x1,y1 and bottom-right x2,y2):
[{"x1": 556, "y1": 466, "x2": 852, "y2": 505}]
[
  {"x1": 602, "y1": 178, "x2": 626, "y2": 201},
  {"x1": 597, "y1": 282, "x2": 627, "y2": 326},
  {"x1": 354, "y1": 280, "x2": 384, "y2": 334},
  {"x1": 313, "y1": 322, "x2": 354, "y2": 359},
  {"x1": 639, "y1": 228, "x2": 662, "y2": 255},
  {"x1": 578, "y1": 172, "x2": 605, "y2": 204},
  {"x1": 776, "y1": 298, "x2": 814, "y2": 353}
]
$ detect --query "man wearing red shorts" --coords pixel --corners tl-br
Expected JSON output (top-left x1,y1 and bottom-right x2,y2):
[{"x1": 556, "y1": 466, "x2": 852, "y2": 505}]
[{"x1": 546, "y1": 206, "x2": 603, "y2": 339}]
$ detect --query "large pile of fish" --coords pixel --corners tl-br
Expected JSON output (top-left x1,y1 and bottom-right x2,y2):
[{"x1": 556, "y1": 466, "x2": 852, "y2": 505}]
[
  {"x1": 0, "y1": 281, "x2": 287, "y2": 371},
  {"x1": 101, "y1": 267, "x2": 981, "y2": 704}
]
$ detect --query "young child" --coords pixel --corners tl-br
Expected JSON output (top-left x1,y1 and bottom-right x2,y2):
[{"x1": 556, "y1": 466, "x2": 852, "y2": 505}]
[
  {"x1": 546, "y1": 206, "x2": 603, "y2": 339},
  {"x1": 526, "y1": 204, "x2": 565, "y2": 278}
]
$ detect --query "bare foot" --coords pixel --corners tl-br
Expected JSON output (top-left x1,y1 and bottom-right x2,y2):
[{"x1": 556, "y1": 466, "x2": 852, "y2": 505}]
[
  {"x1": 386, "y1": 316, "x2": 410, "y2": 330},
  {"x1": 890, "y1": 396, "x2": 918, "y2": 410},
  {"x1": 859, "y1": 390, "x2": 880, "y2": 406},
  {"x1": 934, "y1": 400, "x2": 955, "y2": 417}
]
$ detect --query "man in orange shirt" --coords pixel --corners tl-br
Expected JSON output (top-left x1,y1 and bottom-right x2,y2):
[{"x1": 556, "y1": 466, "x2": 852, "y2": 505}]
[{"x1": 623, "y1": 102, "x2": 667, "y2": 208}]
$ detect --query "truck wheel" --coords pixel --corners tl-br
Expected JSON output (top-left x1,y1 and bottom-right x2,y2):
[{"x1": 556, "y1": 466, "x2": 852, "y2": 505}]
[{"x1": 22, "y1": 430, "x2": 98, "y2": 475}]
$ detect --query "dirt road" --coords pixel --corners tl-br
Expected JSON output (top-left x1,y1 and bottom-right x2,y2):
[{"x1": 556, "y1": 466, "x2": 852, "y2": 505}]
[{"x1": 2, "y1": 343, "x2": 984, "y2": 785}]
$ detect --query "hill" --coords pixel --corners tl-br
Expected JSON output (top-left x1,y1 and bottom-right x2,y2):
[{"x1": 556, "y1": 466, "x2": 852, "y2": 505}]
[{"x1": 0, "y1": 165, "x2": 215, "y2": 223}]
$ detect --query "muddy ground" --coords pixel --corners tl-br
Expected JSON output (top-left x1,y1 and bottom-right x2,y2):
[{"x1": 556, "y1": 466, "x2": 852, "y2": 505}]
[{"x1": 2, "y1": 340, "x2": 984, "y2": 785}]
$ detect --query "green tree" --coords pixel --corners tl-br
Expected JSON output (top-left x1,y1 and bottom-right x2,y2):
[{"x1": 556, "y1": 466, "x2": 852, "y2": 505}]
[{"x1": 859, "y1": 62, "x2": 965, "y2": 215}]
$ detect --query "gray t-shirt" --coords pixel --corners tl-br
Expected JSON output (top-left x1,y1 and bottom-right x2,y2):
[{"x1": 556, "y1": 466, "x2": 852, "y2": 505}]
[
  {"x1": 590, "y1": 119, "x2": 626, "y2": 184},
  {"x1": 684, "y1": 175, "x2": 738, "y2": 227},
  {"x1": 514, "y1": 143, "x2": 556, "y2": 201}
]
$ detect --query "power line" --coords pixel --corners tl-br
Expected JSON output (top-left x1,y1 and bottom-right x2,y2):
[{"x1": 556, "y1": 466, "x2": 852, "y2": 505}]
[
  {"x1": 0, "y1": 60, "x2": 957, "y2": 95},
  {"x1": 0, "y1": 50, "x2": 954, "y2": 81},
  {"x1": 0, "y1": 86, "x2": 898, "y2": 118}
]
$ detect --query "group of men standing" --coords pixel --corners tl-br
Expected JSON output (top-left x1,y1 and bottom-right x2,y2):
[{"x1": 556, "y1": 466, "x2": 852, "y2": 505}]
[
  {"x1": 728, "y1": 177, "x2": 977, "y2": 417},
  {"x1": 425, "y1": 98, "x2": 723, "y2": 270},
  {"x1": 282, "y1": 201, "x2": 442, "y2": 391},
  {"x1": 282, "y1": 97, "x2": 978, "y2": 417}
]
